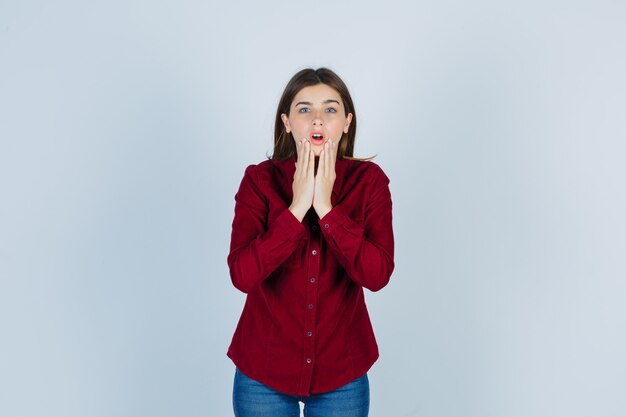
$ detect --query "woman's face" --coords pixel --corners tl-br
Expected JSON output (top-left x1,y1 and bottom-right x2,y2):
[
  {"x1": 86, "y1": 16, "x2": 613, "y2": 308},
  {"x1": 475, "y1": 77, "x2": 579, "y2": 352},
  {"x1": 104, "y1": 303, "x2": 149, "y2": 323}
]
[{"x1": 281, "y1": 84, "x2": 353, "y2": 157}]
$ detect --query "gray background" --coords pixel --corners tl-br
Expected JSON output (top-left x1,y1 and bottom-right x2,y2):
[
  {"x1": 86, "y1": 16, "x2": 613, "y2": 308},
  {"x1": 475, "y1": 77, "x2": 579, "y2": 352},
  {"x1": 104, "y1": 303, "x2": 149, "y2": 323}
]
[{"x1": 1, "y1": 1, "x2": 625, "y2": 416}]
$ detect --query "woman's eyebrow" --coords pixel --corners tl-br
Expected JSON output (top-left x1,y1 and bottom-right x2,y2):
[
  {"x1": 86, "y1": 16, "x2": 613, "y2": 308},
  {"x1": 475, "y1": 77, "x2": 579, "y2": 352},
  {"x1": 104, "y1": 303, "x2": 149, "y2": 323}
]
[{"x1": 294, "y1": 99, "x2": 340, "y2": 106}]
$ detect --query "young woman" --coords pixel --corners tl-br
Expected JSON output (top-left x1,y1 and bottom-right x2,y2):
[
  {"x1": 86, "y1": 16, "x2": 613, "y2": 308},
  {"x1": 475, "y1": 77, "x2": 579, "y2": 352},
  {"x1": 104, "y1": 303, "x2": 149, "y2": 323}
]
[{"x1": 227, "y1": 67, "x2": 394, "y2": 417}]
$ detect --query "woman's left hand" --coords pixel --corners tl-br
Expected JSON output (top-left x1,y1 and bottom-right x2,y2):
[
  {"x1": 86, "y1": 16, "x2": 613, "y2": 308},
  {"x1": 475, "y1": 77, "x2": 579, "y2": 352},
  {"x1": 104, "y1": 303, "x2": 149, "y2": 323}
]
[{"x1": 313, "y1": 139, "x2": 338, "y2": 218}]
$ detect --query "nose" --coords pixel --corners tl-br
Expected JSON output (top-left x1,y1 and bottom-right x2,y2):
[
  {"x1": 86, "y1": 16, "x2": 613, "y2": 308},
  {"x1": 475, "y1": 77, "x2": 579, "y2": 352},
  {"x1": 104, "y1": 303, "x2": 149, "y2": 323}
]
[{"x1": 312, "y1": 109, "x2": 323, "y2": 126}]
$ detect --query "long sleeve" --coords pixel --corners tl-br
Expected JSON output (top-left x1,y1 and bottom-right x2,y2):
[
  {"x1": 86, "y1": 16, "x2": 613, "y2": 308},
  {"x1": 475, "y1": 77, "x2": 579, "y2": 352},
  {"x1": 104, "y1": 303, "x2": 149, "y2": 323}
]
[
  {"x1": 318, "y1": 165, "x2": 394, "y2": 292},
  {"x1": 227, "y1": 165, "x2": 306, "y2": 293}
]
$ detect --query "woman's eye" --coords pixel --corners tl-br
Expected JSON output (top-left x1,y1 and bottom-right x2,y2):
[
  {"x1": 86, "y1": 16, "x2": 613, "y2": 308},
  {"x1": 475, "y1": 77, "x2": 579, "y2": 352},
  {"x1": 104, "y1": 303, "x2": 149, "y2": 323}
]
[
  {"x1": 298, "y1": 107, "x2": 310, "y2": 113},
  {"x1": 326, "y1": 108, "x2": 337, "y2": 113}
]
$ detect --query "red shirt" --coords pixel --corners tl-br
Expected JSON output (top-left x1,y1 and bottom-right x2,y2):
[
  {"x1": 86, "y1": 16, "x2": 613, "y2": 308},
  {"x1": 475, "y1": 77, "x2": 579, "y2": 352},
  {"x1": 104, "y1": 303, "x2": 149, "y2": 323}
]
[{"x1": 226, "y1": 156, "x2": 394, "y2": 396}]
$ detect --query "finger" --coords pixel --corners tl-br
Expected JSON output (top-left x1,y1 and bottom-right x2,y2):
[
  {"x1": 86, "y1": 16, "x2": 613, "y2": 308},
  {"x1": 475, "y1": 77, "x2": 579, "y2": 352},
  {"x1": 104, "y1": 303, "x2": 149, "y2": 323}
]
[
  {"x1": 302, "y1": 140, "x2": 311, "y2": 174},
  {"x1": 307, "y1": 140, "x2": 315, "y2": 178},
  {"x1": 297, "y1": 138, "x2": 308, "y2": 175},
  {"x1": 330, "y1": 139, "x2": 338, "y2": 173},
  {"x1": 318, "y1": 146, "x2": 325, "y2": 178},
  {"x1": 294, "y1": 138, "x2": 302, "y2": 171},
  {"x1": 324, "y1": 140, "x2": 331, "y2": 177},
  {"x1": 304, "y1": 139, "x2": 315, "y2": 173},
  {"x1": 319, "y1": 141, "x2": 326, "y2": 177}
]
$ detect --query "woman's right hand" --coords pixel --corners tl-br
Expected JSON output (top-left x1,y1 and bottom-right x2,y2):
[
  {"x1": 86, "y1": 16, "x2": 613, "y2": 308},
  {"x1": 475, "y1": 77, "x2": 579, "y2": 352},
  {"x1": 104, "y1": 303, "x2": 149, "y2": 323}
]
[{"x1": 289, "y1": 139, "x2": 315, "y2": 222}]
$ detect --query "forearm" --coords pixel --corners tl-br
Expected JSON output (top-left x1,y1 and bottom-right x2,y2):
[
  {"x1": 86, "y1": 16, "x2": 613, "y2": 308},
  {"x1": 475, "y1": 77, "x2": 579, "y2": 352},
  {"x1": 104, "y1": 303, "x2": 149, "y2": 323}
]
[
  {"x1": 319, "y1": 204, "x2": 394, "y2": 292},
  {"x1": 228, "y1": 208, "x2": 305, "y2": 293}
]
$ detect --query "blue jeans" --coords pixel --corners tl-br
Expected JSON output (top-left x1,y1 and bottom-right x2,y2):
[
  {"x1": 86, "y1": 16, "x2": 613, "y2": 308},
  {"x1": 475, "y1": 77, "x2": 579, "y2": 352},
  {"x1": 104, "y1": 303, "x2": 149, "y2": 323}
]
[{"x1": 232, "y1": 368, "x2": 370, "y2": 417}]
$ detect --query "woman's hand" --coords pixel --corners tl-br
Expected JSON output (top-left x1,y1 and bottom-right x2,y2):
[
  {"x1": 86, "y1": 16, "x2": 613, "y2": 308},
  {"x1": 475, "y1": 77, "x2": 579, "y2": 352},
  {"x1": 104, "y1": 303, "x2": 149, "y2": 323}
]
[
  {"x1": 289, "y1": 139, "x2": 315, "y2": 222},
  {"x1": 313, "y1": 139, "x2": 337, "y2": 218}
]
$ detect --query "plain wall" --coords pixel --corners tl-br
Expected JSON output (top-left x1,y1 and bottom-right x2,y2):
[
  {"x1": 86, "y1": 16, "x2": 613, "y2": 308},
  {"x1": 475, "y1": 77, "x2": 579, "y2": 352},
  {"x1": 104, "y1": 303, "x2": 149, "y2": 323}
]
[{"x1": 1, "y1": 1, "x2": 625, "y2": 416}]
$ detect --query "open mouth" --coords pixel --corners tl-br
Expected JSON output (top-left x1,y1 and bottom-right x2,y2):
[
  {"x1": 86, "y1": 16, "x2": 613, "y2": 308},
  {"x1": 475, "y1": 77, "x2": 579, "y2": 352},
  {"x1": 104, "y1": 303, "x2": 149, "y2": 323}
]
[{"x1": 310, "y1": 132, "x2": 325, "y2": 144}]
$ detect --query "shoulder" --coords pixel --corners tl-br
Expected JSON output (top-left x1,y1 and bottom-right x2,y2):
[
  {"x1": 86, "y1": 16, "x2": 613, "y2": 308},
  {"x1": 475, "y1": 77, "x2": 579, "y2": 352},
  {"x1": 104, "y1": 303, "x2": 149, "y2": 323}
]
[
  {"x1": 239, "y1": 158, "x2": 294, "y2": 191},
  {"x1": 341, "y1": 158, "x2": 390, "y2": 185},
  {"x1": 235, "y1": 159, "x2": 281, "y2": 202},
  {"x1": 241, "y1": 158, "x2": 273, "y2": 173},
  {"x1": 241, "y1": 158, "x2": 283, "y2": 178}
]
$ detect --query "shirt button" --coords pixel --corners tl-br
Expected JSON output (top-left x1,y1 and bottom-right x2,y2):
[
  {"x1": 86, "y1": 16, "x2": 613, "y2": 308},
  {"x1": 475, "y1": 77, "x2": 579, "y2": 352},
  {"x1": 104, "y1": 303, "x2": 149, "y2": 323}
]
[
  {"x1": 308, "y1": 304, "x2": 314, "y2": 309},
  {"x1": 309, "y1": 277, "x2": 316, "y2": 283},
  {"x1": 307, "y1": 331, "x2": 313, "y2": 337},
  {"x1": 312, "y1": 225, "x2": 318, "y2": 231},
  {"x1": 324, "y1": 223, "x2": 330, "y2": 228},
  {"x1": 306, "y1": 358, "x2": 312, "y2": 364},
  {"x1": 311, "y1": 249, "x2": 318, "y2": 255}
]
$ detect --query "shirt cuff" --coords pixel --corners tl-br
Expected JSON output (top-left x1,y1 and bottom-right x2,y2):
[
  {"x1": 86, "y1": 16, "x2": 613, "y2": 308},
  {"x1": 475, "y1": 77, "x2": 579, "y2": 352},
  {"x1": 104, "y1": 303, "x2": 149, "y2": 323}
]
[
  {"x1": 318, "y1": 204, "x2": 351, "y2": 233},
  {"x1": 275, "y1": 208, "x2": 307, "y2": 241}
]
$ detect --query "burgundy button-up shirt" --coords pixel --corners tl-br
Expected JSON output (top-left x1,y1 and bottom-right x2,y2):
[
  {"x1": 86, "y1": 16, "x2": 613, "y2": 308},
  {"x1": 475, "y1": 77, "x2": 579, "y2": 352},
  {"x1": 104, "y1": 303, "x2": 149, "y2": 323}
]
[{"x1": 227, "y1": 156, "x2": 394, "y2": 396}]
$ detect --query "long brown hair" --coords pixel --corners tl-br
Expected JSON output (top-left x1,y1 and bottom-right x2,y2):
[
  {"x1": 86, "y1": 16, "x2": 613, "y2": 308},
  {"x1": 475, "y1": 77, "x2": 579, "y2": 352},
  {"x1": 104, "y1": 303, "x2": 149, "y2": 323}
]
[{"x1": 272, "y1": 68, "x2": 363, "y2": 161}]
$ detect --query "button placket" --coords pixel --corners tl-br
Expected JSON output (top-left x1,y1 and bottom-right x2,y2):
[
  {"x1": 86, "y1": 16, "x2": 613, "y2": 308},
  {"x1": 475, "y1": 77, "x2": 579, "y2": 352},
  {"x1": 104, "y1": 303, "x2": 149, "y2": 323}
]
[{"x1": 299, "y1": 226, "x2": 321, "y2": 392}]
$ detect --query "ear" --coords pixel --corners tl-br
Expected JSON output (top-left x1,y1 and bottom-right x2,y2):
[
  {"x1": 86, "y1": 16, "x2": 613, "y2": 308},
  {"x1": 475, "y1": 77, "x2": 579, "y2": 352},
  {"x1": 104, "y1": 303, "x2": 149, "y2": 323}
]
[
  {"x1": 343, "y1": 113, "x2": 353, "y2": 133},
  {"x1": 281, "y1": 113, "x2": 291, "y2": 133}
]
